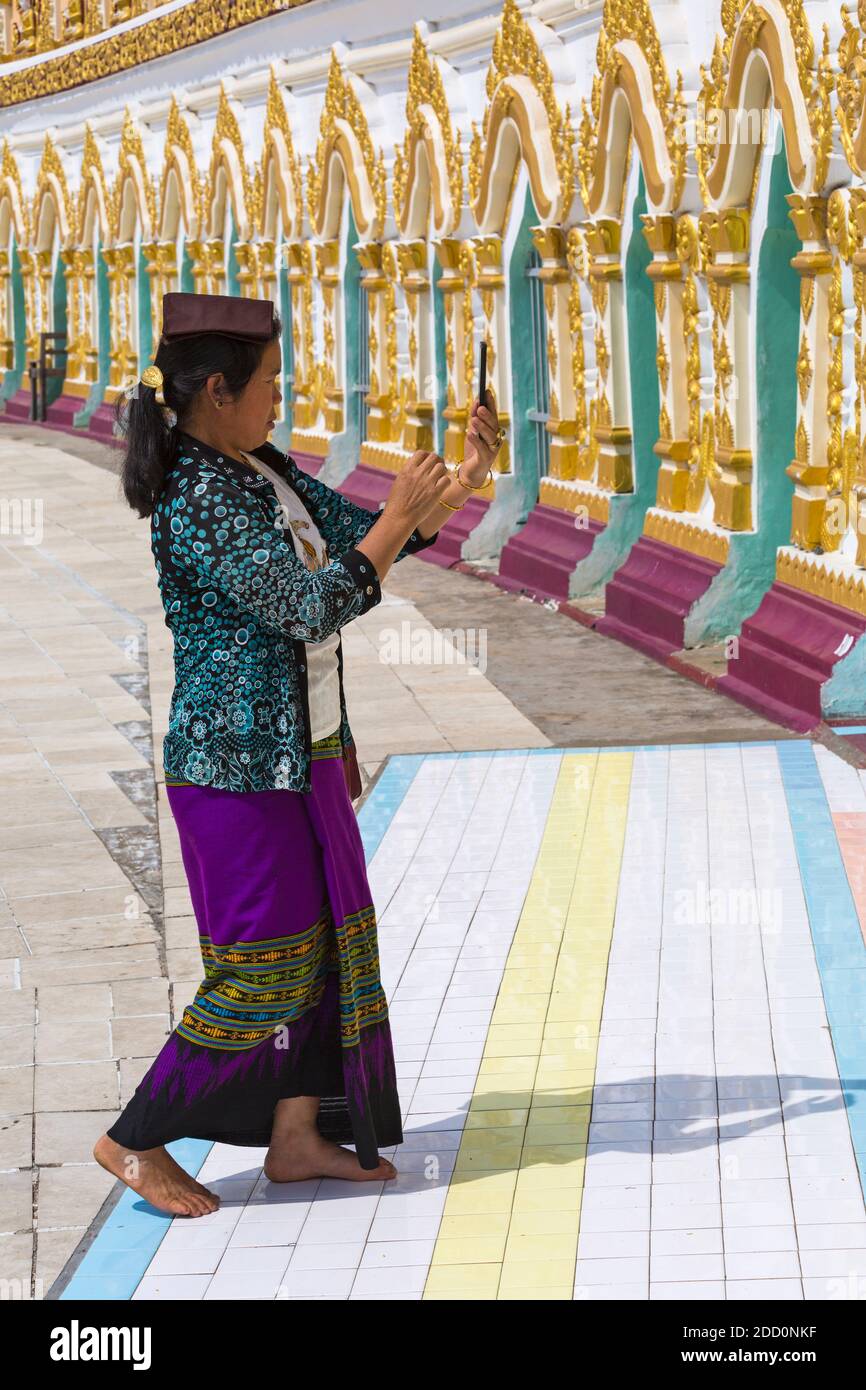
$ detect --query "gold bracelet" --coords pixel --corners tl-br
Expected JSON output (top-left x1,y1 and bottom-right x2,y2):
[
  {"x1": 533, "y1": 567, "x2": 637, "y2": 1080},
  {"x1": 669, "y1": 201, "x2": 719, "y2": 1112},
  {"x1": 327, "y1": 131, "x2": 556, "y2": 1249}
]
[
  {"x1": 439, "y1": 496, "x2": 465, "y2": 511},
  {"x1": 456, "y1": 464, "x2": 493, "y2": 492}
]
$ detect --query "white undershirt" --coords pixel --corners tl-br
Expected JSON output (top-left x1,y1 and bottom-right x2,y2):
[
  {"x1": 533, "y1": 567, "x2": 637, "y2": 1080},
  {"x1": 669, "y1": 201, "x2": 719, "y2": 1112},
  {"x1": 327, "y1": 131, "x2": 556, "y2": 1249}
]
[{"x1": 240, "y1": 452, "x2": 342, "y2": 742}]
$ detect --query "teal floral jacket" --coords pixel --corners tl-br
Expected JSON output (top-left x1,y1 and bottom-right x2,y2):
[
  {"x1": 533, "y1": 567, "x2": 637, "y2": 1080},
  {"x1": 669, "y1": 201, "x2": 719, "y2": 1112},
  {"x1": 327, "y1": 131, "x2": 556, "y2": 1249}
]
[{"x1": 152, "y1": 428, "x2": 440, "y2": 792}]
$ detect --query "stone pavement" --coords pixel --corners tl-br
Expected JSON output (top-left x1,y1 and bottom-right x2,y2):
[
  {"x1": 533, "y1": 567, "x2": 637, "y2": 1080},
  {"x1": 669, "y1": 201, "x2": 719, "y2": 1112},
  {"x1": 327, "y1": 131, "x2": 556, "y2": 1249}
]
[{"x1": 1, "y1": 424, "x2": 863, "y2": 1302}]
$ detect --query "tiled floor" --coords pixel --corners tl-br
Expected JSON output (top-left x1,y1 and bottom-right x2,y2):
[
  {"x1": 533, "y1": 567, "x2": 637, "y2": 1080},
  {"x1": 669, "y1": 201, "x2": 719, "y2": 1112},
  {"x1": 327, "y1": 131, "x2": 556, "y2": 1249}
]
[{"x1": 57, "y1": 738, "x2": 866, "y2": 1301}]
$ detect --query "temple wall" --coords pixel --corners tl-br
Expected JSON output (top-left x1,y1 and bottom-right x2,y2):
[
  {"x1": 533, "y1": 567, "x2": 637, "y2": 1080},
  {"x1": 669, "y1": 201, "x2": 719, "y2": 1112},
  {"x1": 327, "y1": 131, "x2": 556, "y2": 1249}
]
[{"x1": 4, "y1": 0, "x2": 866, "y2": 727}]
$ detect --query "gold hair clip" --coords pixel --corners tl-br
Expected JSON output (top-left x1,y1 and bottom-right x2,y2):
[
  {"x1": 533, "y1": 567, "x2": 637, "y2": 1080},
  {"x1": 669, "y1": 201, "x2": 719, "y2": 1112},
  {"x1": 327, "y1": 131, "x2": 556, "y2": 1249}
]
[{"x1": 141, "y1": 365, "x2": 163, "y2": 390}]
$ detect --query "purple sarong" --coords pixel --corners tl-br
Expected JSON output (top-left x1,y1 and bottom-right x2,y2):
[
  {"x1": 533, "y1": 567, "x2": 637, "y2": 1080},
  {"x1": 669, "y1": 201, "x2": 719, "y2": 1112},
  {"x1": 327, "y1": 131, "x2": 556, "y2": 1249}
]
[{"x1": 106, "y1": 732, "x2": 403, "y2": 1169}]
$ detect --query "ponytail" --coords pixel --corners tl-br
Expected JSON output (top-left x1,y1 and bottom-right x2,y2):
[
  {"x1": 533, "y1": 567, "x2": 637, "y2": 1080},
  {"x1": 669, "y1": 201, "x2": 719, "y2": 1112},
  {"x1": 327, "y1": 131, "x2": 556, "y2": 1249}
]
[
  {"x1": 114, "y1": 369, "x2": 175, "y2": 519},
  {"x1": 115, "y1": 308, "x2": 283, "y2": 519}
]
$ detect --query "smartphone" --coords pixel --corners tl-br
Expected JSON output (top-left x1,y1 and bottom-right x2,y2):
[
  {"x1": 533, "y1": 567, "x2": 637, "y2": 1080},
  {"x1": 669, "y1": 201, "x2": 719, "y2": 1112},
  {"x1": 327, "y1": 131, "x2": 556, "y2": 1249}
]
[{"x1": 478, "y1": 338, "x2": 487, "y2": 408}]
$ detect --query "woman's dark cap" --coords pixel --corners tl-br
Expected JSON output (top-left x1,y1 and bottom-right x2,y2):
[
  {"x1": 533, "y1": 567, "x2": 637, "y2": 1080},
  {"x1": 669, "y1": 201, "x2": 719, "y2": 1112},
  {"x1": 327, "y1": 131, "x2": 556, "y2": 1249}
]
[{"x1": 160, "y1": 292, "x2": 276, "y2": 343}]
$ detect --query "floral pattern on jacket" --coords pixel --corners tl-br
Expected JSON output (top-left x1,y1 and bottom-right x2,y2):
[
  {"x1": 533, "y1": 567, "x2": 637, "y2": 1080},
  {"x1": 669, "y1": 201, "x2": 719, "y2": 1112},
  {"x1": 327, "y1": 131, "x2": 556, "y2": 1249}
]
[{"x1": 153, "y1": 429, "x2": 439, "y2": 792}]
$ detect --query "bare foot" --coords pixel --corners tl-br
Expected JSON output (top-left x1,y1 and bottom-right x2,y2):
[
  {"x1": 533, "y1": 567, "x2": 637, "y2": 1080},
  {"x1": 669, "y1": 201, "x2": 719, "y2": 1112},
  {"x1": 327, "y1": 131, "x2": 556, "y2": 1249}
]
[
  {"x1": 93, "y1": 1134, "x2": 221, "y2": 1217},
  {"x1": 264, "y1": 1131, "x2": 398, "y2": 1184}
]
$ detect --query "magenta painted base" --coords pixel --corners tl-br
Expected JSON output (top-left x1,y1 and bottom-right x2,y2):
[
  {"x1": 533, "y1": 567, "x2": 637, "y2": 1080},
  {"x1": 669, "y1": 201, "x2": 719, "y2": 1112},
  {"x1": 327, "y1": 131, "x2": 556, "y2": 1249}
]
[
  {"x1": 44, "y1": 394, "x2": 83, "y2": 428},
  {"x1": 1, "y1": 388, "x2": 33, "y2": 421},
  {"x1": 87, "y1": 403, "x2": 118, "y2": 440},
  {"x1": 496, "y1": 503, "x2": 604, "y2": 601},
  {"x1": 335, "y1": 461, "x2": 393, "y2": 513},
  {"x1": 596, "y1": 534, "x2": 724, "y2": 660},
  {"x1": 717, "y1": 580, "x2": 866, "y2": 732}
]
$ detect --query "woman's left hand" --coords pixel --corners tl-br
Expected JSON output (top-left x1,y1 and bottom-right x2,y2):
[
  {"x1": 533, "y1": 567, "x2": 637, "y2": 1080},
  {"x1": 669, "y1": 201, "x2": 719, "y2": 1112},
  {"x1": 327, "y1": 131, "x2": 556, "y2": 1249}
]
[{"x1": 462, "y1": 387, "x2": 502, "y2": 481}]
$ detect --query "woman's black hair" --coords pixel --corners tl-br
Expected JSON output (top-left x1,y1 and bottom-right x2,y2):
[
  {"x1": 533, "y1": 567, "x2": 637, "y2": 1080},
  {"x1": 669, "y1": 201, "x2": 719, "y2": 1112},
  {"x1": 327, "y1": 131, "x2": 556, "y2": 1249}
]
[{"x1": 116, "y1": 309, "x2": 283, "y2": 518}]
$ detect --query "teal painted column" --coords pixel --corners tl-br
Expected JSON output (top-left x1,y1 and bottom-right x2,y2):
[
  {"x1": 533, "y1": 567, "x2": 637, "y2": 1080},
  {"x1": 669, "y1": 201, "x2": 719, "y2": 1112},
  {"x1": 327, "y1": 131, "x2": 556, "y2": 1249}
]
[
  {"x1": 568, "y1": 169, "x2": 659, "y2": 596},
  {"x1": 136, "y1": 242, "x2": 152, "y2": 371},
  {"x1": 432, "y1": 255, "x2": 448, "y2": 457},
  {"x1": 684, "y1": 144, "x2": 799, "y2": 644},
  {"x1": 180, "y1": 242, "x2": 195, "y2": 293},
  {"x1": 325, "y1": 202, "x2": 361, "y2": 480},
  {"x1": 45, "y1": 249, "x2": 68, "y2": 406},
  {"x1": 458, "y1": 176, "x2": 555, "y2": 558},
  {"x1": 273, "y1": 245, "x2": 293, "y2": 450},
  {"x1": 509, "y1": 181, "x2": 541, "y2": 525},
  {"x1": 75, "y1": 244, "x2": 111, "y2": 427},
  {"x1": 225, "y1": 212, "x2": 241, "y2": 297},
  {"x1": 0, "y1": 241, "x2": 26, "y2": 405}
]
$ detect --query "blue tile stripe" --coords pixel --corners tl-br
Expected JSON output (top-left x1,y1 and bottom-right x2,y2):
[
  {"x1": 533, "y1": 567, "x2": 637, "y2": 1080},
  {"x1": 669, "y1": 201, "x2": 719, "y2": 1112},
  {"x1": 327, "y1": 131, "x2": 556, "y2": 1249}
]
[
  {"x1": 58, "y1": 1137, "x2": 211, "y2": 1300},
  {"x1": 356, "y1": 752, "x2": 425, "y2": 862},
  {"x1": 776, "y1": 740, "x2": 866, "y2": 1192}
]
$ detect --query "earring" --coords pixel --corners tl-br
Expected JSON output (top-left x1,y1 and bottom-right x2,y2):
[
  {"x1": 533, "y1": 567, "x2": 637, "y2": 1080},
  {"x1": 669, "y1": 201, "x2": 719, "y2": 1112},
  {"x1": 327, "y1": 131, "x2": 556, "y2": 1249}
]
[{"x1": 216, "y1": 400, "x2": 223, "y2": 408}]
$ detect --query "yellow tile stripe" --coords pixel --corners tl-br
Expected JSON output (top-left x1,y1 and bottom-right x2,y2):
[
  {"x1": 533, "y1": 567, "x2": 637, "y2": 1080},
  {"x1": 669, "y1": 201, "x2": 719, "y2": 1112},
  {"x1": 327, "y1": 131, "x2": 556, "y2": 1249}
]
[{"x1": 421, "y1": 750, "x2": 633, "y2": 1300}]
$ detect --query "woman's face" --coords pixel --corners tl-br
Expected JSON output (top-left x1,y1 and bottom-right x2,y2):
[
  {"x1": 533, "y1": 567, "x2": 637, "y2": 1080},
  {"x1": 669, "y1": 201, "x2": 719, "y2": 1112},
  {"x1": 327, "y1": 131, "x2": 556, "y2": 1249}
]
[{"x1": 216, "y1": 337, "x2": 283, "y2": 449}]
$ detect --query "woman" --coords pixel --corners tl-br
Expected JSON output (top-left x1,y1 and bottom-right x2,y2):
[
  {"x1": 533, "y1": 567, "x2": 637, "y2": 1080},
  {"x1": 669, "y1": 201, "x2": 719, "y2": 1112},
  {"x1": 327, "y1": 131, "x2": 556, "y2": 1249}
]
[{"x1": 93, "y1": 291, "x2": 504, "y2": 1217}]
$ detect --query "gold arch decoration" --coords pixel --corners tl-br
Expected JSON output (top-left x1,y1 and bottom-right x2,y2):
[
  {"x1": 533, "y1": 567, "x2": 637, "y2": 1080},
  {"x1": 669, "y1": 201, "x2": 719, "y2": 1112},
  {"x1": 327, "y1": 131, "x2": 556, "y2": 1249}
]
[
  {"x1": 838, "y1": 3, "x2": 866, "y2": 176},
  {"x1": 0, "y1": 141, "x2": 30, "y2": 247},
  {"x1": 260, "y1": 70, "x2": 304, "y2": 242},
  {"x1": 206, "y1": 84, "x2": 259, "y2": 242},
  {"x1": 306, "y1": 50, "x2": 386, "y2": 242},
  {"x1": 469, "y1": 0, "x2": 575, "y2": 231},
  {"x1": 577, "y1": 0, "x2": 686, "y2": 216},
  {"x1": 77, "y1": 126, "x2": 112, "y2": 245},
  {"x1": 113, "y1": 108, "x2": 157, "y2": 242},
  {"x1": 34, "y1": 134, "x2": 75, "y2": 248},
  {"x1": 393, "y1": 26, "x2": 463, "y2": 239},
  {"x1": 0, "y1": 140, "x2": 31, "y2": 376},
  {"x1": 159, "y1": 98, "x2": 205, "y2": 242},
  {"x1": 698, "y1": 0, "x2": 833, "y2": 205}
]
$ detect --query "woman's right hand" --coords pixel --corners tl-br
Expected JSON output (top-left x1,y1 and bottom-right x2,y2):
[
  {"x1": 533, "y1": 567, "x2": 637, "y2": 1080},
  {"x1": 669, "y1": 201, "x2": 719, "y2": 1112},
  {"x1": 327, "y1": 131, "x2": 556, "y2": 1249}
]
[{"x1": 382, "y1": 450, "x2": 452, "y2": 528}]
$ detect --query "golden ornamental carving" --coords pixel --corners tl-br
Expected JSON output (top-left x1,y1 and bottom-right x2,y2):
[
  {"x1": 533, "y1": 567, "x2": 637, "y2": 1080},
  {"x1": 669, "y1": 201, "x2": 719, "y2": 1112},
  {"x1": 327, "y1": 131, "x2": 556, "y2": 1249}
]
[
  {"x1": 393, "y1": 26, "x2": 463, "y2": 236},
  {"x1": 697, "y1": 2, "x2": 833, "y2": 200},
  {"x1": 795, "y1": 417, "x2": 810, "y2": 466},
  {"x1": 822, "y1": 260, "x2": 845, "y2": 552},
  {"x1": 565, "y1": 227, "x2": 589, "y2": 451},
  {"x1": 113, "y1": 108, "x2": 157, "y2": 239},
  {"x1": 0, "y1": 1, "x2": 304, "y2": 107},
  {"x1": 656, "y1": 333, "x2": 669, "y2": 395},
  {"x1": 776, "y1": 547, "x2": 866, "y2": 614},
  {"x1": 644, "y1": 509, "x2": 730, "y2": 566},
  {"x1": 468, "y1": 0, "x2": 574, "y2": 217},
  {"x1": 261, "y1": 70, "x2": 303, "y2": 239},
  {"x1": 837, "y1": 4, "x2": 866, "y2": 175},
  {"x1": 207, "y1": 85, "x2": 256, "y2": 239},
  {"x1": 1, "y1": 140, "x2": 31, "y2": 244},
  {"x1": 35, "y1": 134, "x2": 74, "y2": 245},
  {"x1": 796, "y1": 333, "x2": 813, "y2": 403},
  {"x1": 307, "y1": 51, "x2": 386, "y2": 239},
  {"x1": 78, "y1": 126, "x2": 111, "y2": 243},
  {"x1": 578, "y1": 0, "x2": 686, "y2": 210},
  {"x1": 160, "y1": 97, "x2": 205, "y2": 239}
]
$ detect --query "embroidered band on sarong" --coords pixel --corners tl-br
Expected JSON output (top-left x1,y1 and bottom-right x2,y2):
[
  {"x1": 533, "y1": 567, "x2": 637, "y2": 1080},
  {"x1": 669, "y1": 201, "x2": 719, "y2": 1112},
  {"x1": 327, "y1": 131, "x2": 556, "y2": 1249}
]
[{"x1": 176, "y1": 905, "x2": 337, "y2": 1050}]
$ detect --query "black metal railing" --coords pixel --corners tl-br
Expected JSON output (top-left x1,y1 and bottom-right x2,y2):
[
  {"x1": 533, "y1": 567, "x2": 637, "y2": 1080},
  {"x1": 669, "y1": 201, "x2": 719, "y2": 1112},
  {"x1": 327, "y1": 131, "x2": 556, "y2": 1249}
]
[
  {"x1": 526, "y1": 249, "x2": 550, "y2": 486},
  {"x1": 29, "y1": 331, "x2": 68, "y2": 422},
  {"x1": 354, "y1": 282, "x2": 370, "y2": 441}
]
